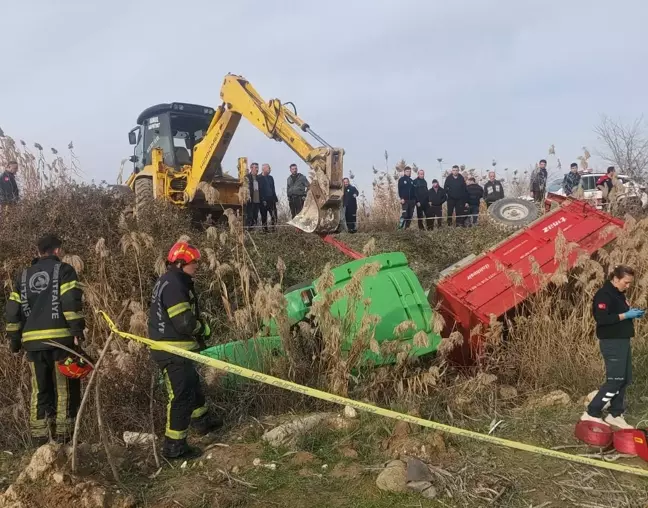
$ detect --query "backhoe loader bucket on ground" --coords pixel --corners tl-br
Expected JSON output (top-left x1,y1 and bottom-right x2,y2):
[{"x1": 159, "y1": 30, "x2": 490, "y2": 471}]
[{"x1": 288, "y1": 147, "x2": 344, "y2": 234}]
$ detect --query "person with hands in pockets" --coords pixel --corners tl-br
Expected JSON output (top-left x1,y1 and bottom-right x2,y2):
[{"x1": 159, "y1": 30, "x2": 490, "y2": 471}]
[{"x1": 581, "y1": 265, "x2": 645, "y2": 429}]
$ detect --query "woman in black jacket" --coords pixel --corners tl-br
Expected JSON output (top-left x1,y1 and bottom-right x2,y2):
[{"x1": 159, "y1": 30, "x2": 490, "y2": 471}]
[{"x1": 582, "y1": 265, "x2": 645, "y2": 429}]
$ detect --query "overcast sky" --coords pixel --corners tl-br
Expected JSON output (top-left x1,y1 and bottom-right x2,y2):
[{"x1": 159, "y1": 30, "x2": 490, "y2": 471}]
[{"x1": 1, "y1": 0, "x2": 647, "y2": 193}]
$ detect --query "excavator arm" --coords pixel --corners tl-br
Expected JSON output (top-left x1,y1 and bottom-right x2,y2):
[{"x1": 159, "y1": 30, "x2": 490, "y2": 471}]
[{"x1": 187, "y1": 74, "x2": 344, "y2": 233}]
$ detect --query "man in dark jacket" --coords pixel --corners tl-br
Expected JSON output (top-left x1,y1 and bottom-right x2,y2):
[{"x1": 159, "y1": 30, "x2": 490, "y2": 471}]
[
  {"x1": 259, "y1": 164, "x2": 278, "y2": 232},
  {"x1": 149, "y1": 242, "x2": 222, "y2": 459},
  {"x1": 413, "y1": 169, "x2": 430, "y2": 230},
  {"x1": 4, "y1": 234, "x2": 84, "y2": 445},
  {"x1": 397, "y1": 166, "x2": 416, "y2": 229},
  {"x1": 583, "y1": 266, "x2": 644, "y2": 429},
  {"x1": 562, "y1": 163, "x2": 581, "y2": 196},
  {"x1": 427, "y1": 179, "x2": 446, "y2": 230},
  {"x1": 342, "y1": 178, "x2": 359, "y2": 233},
  {"x1": 483, "y1": 171, "x2": 504, "y2": 207},
  {"x1": 530, "y1": 159, "x2": 548, "y2": 203},
  {"x1": 465, "y1": 177, "x2": 484, "y2": 226},
  {"x1": 246, "y1": 163, "x2": 262, "y2": 228},
  {"x1": 443, "y1": 165, "x2": 467, "y2": 226},
  {"x1": 0, "y1": 161, "x2": 19, "y2": 215},
  {"x1": 286, "y1": 164, "x2": 309, "y2": 218}
]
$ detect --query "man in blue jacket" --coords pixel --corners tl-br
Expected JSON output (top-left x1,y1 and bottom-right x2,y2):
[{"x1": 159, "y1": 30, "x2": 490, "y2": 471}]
[{"x1": 398, "y1": 166, "x2": 416, "y2": 229}]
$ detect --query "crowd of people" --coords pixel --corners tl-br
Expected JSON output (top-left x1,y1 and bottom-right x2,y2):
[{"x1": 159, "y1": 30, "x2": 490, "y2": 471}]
[
  {"x1": 397, "y1": 165, "x2": 505, "y2": 229},
  {"x1": 243, "y1": 162, "x2": 360, "y2": 233}
]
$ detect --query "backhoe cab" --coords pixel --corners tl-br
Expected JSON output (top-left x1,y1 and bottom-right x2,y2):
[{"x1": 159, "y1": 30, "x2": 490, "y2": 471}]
[
  {"x1": 122, "y1": 74, "x2": 344, "y2": 233},
  {"x1": 125, "y1": 102, "x2": 243, "y2": 219}
]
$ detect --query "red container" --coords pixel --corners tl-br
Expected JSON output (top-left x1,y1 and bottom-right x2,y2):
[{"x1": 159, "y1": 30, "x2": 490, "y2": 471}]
[
  {"x1": 575, "y1": 421, "x2": 613, "y2": 448},
  {"x1": 433, "y1": 198, "x2": 624, "y2": 361},
  {"x1": 631, "y1": 430, "x2": 648, "y2": 462},
  {"x1": 613, "y1": 429, "x2": 639, "y2": 455}
]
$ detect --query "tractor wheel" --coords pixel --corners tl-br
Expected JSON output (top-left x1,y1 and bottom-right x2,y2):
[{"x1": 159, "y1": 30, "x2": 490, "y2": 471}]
[
  {"x1": 487, "y1": 198, "x2": 538, "y2": 231},
  {"x1": 134, "y1": 178, "x2": 153, "y2": 216}
]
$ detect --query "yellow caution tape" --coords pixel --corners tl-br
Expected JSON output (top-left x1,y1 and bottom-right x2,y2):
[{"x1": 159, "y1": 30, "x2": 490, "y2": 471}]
[{"x1": 99, "y1": 311, "x2": 648, "y2": 478}]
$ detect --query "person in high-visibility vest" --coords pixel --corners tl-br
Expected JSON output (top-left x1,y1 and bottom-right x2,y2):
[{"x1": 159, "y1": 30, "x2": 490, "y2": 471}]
[
  {"x1": 4, "y1": 234, "x2": 86, "y2": 445},
  {"x1": 148, "y1": 241, "x2": 222, "y2": 459}
]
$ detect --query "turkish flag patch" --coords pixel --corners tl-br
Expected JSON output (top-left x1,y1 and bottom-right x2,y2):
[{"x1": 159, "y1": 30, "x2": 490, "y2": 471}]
[{"x1": 598, "y1": 303, "x2": 607, "y2": 310}]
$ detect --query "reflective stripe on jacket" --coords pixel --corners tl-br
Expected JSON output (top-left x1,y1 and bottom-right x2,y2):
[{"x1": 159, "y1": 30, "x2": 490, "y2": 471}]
[{"x1": 4, "y1": 256, "x2": 84, "y2": 351}]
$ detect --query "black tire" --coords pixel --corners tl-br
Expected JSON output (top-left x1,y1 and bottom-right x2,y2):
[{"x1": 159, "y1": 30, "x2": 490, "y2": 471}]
[
  {"x1": 487, "y1": 198, "x2": 539, "y2": 231},
  {"x1": 134, "y1": 178, "x2": 153, "y2": 216}
]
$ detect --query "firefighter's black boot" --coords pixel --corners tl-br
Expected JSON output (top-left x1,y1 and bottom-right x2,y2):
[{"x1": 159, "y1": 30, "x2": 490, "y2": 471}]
[
  {"x1": 161, "y1": 437, "x2": 202, "y2": 460},
  {"x1": 30, "y1": 436, "x2": 50, "y2": 448},
  {"x1": 191, "y1": 412, "x2": 223, "y2": 436}
]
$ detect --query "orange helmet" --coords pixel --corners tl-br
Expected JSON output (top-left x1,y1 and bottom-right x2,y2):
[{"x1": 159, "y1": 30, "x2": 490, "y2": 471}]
[
  {"x1": 57, "y1": 356, "x2": 93, "y2": 379},
  {"x1": 167, "y1": 242, "x2": 201, "y2": 265}
]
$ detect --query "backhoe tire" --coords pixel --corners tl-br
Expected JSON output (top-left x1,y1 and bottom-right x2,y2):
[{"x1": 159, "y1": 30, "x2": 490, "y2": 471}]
[
  {"x1": 487, "y1": 197, "x2": 538, "y2": 232},
  {"x1": 134, "y1": 178, "x2": 153, "y2": 217}
]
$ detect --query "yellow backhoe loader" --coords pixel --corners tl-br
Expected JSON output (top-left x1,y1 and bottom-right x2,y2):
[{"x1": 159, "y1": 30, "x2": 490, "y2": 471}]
[{"x1": 120, "y1": 74, "x2": 344, "y2": 233}]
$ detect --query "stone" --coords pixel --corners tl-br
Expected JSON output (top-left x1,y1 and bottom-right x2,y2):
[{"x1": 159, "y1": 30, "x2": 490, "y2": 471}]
[
  {"x1": 376, "y1": 460, "x2": 407, "y2": 493},
  {"x1": 405, "y1": 457, "x2": 432, "y2": 483},
  {"x1": 407, "y1": 480, "x2": 433, "y2": 493},
  {"x1": 262, "y1": 413, "x2": 332, "y2": 448},
  {"x1": 17, "y1": 444, "x2": 62, "y2": 484},
  {"x1": 343, "y1": 406, "x2": 358, "y2": 419},
  {"x1": 123, "y1": 431, "x2": 154, "y2": 447},
  {"x1": 421, "y1": 486, "x2": 438, "y2": 499},
  {"x1": 51, "y1": 472, "x2": 65, "y2": 484}
]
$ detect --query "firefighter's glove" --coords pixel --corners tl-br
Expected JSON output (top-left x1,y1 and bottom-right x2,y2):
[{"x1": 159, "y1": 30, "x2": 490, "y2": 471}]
[
  {"x1": 626, "y1": 309, "x2": 645, "y2": 320},
  {"x1": 202, "y1": 321, "x2": 211, "y2": 338},
  {"x1": 10, "y1": 339, "x2": 21, "y2": 354}
]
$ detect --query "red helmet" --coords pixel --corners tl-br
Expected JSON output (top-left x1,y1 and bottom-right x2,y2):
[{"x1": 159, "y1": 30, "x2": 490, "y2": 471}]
[
  {"x1": 167, "y1": 242, "x2": 201, "y2": 264},
  {"x1": 57, "y1": 356, "x2": 93, "y2": 379}
]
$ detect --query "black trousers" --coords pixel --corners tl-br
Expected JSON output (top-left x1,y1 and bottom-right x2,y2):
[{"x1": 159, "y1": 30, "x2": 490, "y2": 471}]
[
  {"x1": 446, "y1": 198, "x2": 465, "y2": 226},
  {"x1": 532, "y1": 190, "x2": 545, "y2": 203},
  {"x1": 27, "y1": 349, "x2": 80, "y2": 439},
  {"x1": 289, "y1": 196, "x2": 305, "y2": 218},
  {"x1": 587, "y1": 338, "x2": 632, "y2": 418},
  {"x1": 261, "y1": 201, "x2": 277, "y2": 231},
  {"x1": 427, "y1": 205, "x2": 443, "y2": 229},
  {"x1": 399, "y1": 200, "x2": 415, "y2": 229},
  {"x1": 153, "y1": 353, "x2": 208, "y2": 441},
  {"x1": 345, "y1": 206, "x2": 357, "y2": 233},
  {"x1": 415, "y1": 202, "x2": 429, "y2": 230},
  {"x1": 246, "y1": 202, "x2": 261, "y2": 228}
]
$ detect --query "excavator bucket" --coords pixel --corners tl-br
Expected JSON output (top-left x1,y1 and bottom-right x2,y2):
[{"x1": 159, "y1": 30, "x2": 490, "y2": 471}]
[{"x1": 289, "y1": 148, "x2": 344, "y2": 233}]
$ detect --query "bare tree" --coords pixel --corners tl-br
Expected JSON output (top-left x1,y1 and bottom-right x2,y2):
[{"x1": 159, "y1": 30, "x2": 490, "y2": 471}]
[{"x1": 594, "y1": 115, "x2": 648, "y2": 181}]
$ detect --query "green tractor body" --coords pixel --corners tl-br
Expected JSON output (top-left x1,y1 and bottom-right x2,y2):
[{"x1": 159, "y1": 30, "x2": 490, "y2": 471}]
[{"x1": 201, "y1": 253, "x2": 440, "y2": 377}]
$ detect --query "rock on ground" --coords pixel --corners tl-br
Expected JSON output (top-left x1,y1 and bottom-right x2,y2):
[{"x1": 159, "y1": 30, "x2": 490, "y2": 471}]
[
  {"x1": 262, "y1": 413, "x2": 333, "y2": 448},
  {"x1": 17, "y1": 444, "x2": 64, "y2": 484},
  {"x1": 376, "y1": 460, "x2": 408, "y2": 493}
]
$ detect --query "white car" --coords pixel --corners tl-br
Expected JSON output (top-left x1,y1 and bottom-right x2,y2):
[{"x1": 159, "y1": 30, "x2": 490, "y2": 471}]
[{"x1": 545, "y1": 171, "x2": 648, "y2": 210}]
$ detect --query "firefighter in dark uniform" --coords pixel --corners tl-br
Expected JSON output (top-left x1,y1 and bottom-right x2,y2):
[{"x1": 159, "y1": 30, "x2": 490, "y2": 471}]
[
  {"x1": 581, "y1": 265, "x2": 644, "y2": 429},
  {"x1": 149, "y1": 242, "x2": 222, "y2": 459},
  {"x1": 4, "y1": 235, "x2": 86, "y2": 445},
  {"x1": 342, "y1": 177, "x2": 359, "y2": 233}
]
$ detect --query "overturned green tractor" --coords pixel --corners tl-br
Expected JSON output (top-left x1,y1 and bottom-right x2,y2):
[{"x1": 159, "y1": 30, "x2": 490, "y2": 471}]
[{"x1": 201, "y1": 252, "x2": 441, "y2": 376}]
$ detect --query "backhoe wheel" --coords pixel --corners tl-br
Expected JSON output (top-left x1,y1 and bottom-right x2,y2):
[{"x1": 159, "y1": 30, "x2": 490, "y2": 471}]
[
  {"x1": 487, "y1": 197, "x2": 538, "y2": 232},
  {"x1": 134, "y1": 178, "x2": 153, "y2": 217}
]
